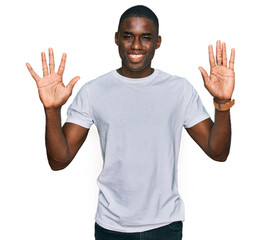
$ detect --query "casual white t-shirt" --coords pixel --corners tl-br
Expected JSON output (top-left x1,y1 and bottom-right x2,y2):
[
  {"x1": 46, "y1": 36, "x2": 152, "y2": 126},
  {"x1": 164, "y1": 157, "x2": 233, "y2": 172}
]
[{"x1": 66, "y1": 69, "x2": 210, "y2": 232}]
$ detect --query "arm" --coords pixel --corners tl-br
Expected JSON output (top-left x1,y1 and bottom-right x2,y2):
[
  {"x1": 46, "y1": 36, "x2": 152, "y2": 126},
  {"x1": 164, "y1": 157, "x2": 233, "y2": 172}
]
[
  {"x1": 186, "y1": 40, "x2": 235, "y2": 162},
  {"x1": 186, "y1": 112, "x2": 231, "y2": 162},
  {"x1": 26, "y1": 48, "x2": 87, "y2": 170},
  {"x1": 45, "y1": 108, "x2": 89, "y2": 170}
]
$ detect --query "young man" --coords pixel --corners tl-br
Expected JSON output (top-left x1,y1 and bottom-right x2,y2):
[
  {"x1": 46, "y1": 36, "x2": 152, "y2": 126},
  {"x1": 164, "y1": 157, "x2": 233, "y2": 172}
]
[{"x1": 26, "y1": 5, "x2": 235, "y2": 240}]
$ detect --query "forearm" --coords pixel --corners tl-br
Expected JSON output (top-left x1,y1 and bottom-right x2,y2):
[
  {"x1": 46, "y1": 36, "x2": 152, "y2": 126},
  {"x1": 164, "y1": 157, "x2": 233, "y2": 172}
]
[
  {"x1": 208, "y1": 107, "x2": 231, "y2": 161},
  {"x1": 45, "y1": 108, "x2": 70, "y2": 166}
]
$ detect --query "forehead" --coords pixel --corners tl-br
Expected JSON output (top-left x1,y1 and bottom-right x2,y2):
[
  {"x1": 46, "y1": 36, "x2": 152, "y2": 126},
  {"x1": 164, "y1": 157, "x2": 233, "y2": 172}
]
[{"x1": 119, "y1": 17, "x2": 157, "y2": 34}]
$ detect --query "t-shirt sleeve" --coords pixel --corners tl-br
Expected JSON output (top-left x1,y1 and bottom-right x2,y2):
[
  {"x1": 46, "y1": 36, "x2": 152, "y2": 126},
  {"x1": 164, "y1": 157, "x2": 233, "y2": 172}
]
[
  {"x1": 183, "y1": 81, "x2": 210, "y2": 129},
  {"x1": 65, "y1": 83, "x2": 94, "y2": 129}
]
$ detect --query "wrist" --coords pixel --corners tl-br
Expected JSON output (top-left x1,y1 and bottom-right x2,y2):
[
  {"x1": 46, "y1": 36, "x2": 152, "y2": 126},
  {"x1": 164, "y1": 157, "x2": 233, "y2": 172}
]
[
  {"x1": 44, "y1": 107, "x2": 61, "y2": 115},
  {"x1": 213, "y1": 98, "x2": 235, "y2": 111},
  {"x1": 213, "y1": 97, "x2": 231, "y2": 104}
]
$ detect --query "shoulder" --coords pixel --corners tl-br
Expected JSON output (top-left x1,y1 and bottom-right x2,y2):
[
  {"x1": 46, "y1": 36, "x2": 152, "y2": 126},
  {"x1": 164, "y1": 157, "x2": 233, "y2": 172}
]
[
  {"x1": 156, "y1": 69, "x2": 192, "y2": 88},
  {"x1": 90, "y1": 71, "x2": 114, "y2": 84},
  {"x1": 78, "y1": 70, "x2": 115, "y2": 93}
]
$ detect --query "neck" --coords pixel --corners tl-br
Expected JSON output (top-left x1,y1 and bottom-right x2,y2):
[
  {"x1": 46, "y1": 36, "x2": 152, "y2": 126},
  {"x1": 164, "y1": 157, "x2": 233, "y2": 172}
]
[{"x1": 117, "y1": 67, "x2": 154, "y2": 78}]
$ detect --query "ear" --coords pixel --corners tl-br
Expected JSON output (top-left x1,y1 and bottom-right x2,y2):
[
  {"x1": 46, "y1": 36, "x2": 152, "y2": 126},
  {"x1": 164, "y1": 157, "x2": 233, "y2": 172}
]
[
  {"x1": 156, "y1": 35, "x2": 162, "y2": 49},
  {"x1": 115, "y1": 32, "x2": 119, "y2": 46}
]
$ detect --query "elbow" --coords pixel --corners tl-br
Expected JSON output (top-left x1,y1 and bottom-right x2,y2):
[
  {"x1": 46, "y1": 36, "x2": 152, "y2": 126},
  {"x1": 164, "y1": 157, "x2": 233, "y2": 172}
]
[
  {"x1": 207, "y1": 144, "x2": 230, "y2": 162},
  {"x1": 211, "y1": 155, "x2": 228, "y2": 162},
  {"x1": 47, "y1": 155, "x2": 71, "y2": 171},
  {"x1": 209, "y1": 152, "x2": 229, "y2": 162},
  {"x1": 208, "y1": 147, "x2": 230, "y2": 162},
  {"x1": 49, "y1": 164, "x2": 66, "y2": 171}
]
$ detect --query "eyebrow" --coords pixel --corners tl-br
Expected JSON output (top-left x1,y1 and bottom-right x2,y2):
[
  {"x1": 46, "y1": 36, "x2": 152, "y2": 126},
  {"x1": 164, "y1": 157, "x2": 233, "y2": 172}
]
[{"x1": 123, "y1": 31, "x2": 152, "y2": 36}]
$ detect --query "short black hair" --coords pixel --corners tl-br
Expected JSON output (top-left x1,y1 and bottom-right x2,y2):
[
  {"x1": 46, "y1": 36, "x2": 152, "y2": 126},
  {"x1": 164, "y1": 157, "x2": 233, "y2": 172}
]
[{"x1": 118, "y1": 5, "x2": 159, "y2": 33}]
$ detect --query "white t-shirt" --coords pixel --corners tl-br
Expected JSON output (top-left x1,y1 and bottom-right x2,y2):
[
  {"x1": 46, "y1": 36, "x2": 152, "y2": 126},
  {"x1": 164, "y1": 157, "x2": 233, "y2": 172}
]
[{"x1": 66, "y1": 69, "x2": 210, "y2": 232}]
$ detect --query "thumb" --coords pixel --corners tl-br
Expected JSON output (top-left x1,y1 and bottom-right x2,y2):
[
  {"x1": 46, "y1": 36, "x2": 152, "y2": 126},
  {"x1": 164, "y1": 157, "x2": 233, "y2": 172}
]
[
  {"x1": 66, "y1": 76, "x2": 80, "y2": 92},
  {"x1": 198, "y1": 66, "x2": 209, "y2": 86}
]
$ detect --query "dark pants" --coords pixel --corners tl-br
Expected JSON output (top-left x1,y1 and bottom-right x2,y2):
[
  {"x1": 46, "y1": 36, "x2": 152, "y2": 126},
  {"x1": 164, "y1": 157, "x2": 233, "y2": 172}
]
[{"x1": 95, "y1": 221, "x2": 183, "y2": 240}]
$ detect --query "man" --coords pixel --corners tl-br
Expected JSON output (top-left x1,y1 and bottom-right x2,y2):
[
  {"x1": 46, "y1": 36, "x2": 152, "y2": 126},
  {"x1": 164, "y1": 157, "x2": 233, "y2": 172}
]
[{"x1": 26, "y1": 5, "x2": 235, "y2": 240}]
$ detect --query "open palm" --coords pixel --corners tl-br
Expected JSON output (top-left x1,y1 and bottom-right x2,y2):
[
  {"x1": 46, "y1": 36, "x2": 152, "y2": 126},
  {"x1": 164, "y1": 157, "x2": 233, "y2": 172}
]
[
  {"x1": 199, "y1": 40, "x2": 235, "y2": 101},
  {"x1": 26, "y1": 48, "x2": 80, "y2": 109}
]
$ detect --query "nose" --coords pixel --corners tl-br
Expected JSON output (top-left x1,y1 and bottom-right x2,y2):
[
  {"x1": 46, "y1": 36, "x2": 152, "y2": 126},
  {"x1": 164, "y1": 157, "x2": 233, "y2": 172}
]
[{"x1": 131, "y1": 37, "x2": 142, "y2": 50}]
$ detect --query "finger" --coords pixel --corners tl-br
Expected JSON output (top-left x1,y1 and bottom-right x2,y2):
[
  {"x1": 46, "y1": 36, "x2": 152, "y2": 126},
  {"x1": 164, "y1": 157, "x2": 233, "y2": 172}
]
[
  {"x1": 216, "y1": 40, "x2": 222, "y2": 65},
  {"x1": 208, "y1": 45, "x2": 215, "y2": 68},
  {"x1": 26, "y1": 63, "x2": 40, "y2": 82},
  {"x1": 66, "y1": 76, "x2": 80, "y2": 91},
  {"x1": 229, "y1": 48, "x2": 235, "y2": 70},
  {"x1": 49, "y1": 48, "x2": 55, "y2": 73},
  {"x1": 222, "y1": 42, "x2": 227, "y2": 67},
  {"x1": 41, "y1": 52, "x2": 48, "y2": 77},
  {"x1": 57, "y1": 53, "x2": 67, "y2": 76},
  {"x1": 198, "y1": 66, "x2": 210, "y2": 85}
]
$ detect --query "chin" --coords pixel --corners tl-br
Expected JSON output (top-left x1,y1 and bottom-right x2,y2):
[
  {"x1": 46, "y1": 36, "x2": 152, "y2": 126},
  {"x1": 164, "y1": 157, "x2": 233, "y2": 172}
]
[{"x1": 127, "y1": 63, "x2": 150, "y2": 72}]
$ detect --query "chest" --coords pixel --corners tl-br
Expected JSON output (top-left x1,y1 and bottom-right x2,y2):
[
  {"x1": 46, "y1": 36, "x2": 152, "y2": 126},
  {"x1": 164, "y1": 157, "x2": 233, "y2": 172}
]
[{"x1": 91, "y1": 85, "x2": 186, "y2": 131}]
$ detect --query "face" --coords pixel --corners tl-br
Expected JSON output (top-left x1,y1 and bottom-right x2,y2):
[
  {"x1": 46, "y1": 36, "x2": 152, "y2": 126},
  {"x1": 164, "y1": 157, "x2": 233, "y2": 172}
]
[{"x1": 115, "y1": 17, "x2": 161, "y2": 78}]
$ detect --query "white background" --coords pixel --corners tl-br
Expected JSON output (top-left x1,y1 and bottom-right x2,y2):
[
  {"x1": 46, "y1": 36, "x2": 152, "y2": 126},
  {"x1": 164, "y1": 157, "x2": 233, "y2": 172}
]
[{"x1": 0, "y1": 0, "x2": 260, "y2": 239}]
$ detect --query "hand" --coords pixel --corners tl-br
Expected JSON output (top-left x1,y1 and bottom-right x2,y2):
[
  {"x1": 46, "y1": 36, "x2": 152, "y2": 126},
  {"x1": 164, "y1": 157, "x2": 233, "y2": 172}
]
[
  {"x1": 26, "y1": 48, "x2": 80, "y2": 109},
  {"x1": 198, "y1": 40, "x2": 235, "y2": 102}
]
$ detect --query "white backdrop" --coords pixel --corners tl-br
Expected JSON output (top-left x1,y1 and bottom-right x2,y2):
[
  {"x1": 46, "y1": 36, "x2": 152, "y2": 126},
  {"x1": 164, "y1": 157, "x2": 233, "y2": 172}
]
[{"x1": 1, "y1": 0, "x2": 260, "y2": 239}]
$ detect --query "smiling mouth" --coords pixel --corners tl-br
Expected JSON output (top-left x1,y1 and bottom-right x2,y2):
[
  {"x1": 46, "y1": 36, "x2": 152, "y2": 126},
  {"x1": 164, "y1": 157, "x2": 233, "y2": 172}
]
[{"x1": 128, "y1": 54, "x2": 145, "y2": 63}]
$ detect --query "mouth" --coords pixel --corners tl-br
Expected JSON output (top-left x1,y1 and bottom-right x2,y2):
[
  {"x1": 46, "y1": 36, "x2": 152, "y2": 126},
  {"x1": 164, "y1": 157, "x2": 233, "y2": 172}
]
[{"x1": 128, "y1": 54, "x2": 145, "y2": 63}]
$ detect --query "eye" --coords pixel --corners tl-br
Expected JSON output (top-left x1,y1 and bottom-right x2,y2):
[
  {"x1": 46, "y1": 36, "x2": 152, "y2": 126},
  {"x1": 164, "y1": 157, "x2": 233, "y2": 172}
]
[
  {"x1": 123, "y1": 35, "x2": 132, "y2": 39},
  {"x1": 141, "y1": 36, "x2": 152, "y2": 40}
]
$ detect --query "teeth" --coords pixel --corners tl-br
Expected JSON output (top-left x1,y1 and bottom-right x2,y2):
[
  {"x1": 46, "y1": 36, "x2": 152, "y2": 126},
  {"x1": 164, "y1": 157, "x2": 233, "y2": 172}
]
[{"x1": 130, "y1": 54, "x2": 143, "y2": 58}]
